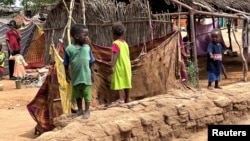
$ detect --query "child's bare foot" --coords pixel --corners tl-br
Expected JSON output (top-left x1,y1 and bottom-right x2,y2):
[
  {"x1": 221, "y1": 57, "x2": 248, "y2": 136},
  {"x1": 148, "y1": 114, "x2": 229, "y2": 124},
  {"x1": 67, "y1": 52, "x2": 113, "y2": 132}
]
[
  {"x1": 214, "y1": 86, "x2": 222, "y2": 89},
  {"x1": 76, "y1": 110, "x2": 83, "y2": 116},
  {"x1": 207, "y1": 86, "x2": 213, "y2": 90},
  {"x1": 83, "y1": 111, "x2": 90, "y2": 119},
  {"x1": 125, "y1": 98, "x2": 132, "y2": 103}
]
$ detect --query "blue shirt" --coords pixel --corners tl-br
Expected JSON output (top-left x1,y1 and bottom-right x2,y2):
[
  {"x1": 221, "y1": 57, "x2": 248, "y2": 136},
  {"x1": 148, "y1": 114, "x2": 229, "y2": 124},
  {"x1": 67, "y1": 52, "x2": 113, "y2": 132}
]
[{"x1": 206, "y1": 42, "x2": 223, "y2": 73}]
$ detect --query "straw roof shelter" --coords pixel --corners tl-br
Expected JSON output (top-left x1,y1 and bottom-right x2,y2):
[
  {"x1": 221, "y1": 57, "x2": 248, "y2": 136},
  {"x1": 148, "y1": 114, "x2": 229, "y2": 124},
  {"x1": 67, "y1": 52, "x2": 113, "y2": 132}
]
[{"x1": 44, "y1": 0, "x2": 250, "y2": 87}]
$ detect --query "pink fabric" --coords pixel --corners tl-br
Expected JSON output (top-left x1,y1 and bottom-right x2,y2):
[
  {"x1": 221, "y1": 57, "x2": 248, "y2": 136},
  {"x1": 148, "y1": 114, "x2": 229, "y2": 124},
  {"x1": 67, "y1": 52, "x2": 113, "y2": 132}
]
[
  {"x1": 112, "y1": 39, "x2": 125, "y2": 53},
  {"x1": 112, "y1": 43, "x2": 120, "y2": 53}
]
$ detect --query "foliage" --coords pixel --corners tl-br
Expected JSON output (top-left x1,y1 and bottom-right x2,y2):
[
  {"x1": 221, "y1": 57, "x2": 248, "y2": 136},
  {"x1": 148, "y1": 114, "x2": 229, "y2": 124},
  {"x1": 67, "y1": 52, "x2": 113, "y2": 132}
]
[
  {"x1": 0, "y1": 0, "x2": 15, "y2": 6},
  {"x1": 186, "y1": 59, "x2": 199, "y2": 88},
  {"x1": 20, "y1": 0, "x2": 57, "y2": 12}
]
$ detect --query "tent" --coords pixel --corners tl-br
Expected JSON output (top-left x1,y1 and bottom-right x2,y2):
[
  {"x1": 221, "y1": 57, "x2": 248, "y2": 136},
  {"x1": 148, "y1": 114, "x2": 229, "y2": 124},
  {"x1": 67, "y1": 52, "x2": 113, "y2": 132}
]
[{"x1": 0, "y1": 23, "x2": 46, "y2": 74}]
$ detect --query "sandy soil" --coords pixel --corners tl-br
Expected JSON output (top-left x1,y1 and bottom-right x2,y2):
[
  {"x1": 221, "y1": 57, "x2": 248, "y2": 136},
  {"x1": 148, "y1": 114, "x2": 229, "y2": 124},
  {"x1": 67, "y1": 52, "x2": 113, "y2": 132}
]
[{"x1": 0, "y1": 29, "x2": 249, "y2": 141}]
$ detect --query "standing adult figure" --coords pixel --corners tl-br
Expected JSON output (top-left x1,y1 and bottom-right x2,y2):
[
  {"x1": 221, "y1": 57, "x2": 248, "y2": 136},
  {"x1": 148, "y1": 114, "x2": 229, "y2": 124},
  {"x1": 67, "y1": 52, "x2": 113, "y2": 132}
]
[{"x1": 6, "y1": 20, "x2": 22, "y2": 80}]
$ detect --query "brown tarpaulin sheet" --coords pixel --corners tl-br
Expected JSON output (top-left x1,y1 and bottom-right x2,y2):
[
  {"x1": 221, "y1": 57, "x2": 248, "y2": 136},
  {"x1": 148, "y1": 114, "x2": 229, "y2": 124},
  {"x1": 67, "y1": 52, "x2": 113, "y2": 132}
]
[{"x1": 91, "y1": 32, "x2": 183, "y2": 104}]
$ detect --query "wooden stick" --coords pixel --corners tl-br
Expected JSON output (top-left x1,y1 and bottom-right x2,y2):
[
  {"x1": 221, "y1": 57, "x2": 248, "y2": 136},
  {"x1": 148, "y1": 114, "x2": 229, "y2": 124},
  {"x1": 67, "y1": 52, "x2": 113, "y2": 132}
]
[
  {"x1": 226, "y1": 6, "x2": 250, "y2": 16},
  {"x1": 80, "y1": 0, "x2": 86, "y2": 25},
  {"x1": 146, "y1": 0, "x2": 153, "y2": 40},
  {"x1": 62, "y1": 0, "x2": 76, "y2": 24},
  {"x1": 169, "y1": 0, "x2": 246, "y2": 20},
  {"x1": 232, "y1": 25, "x2": 248, "y2": 81},
  {"x1": 192, "y1": 2, "x2": 213, "y2": 12},
  {"x1": 67, "y1": 0, "x2": 75, "y2": 45}
]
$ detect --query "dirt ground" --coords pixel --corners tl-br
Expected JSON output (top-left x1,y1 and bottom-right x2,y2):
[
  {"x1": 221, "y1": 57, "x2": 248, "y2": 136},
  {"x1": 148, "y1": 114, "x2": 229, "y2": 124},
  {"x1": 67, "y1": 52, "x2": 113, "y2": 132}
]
[{"x1": 0, "y1": 29, "x2": 250, "y2": 141}]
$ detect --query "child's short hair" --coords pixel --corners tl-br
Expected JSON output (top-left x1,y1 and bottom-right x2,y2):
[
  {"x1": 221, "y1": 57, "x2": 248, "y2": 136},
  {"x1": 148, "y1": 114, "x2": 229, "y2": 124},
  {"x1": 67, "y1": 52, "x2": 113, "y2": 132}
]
[
  {"x1": 13, "y1": 49, "x2": 20, "y2": 55},
  {"x1": 211, "y1": 28, "x2": 221, "y2": 35},
  {"x1": 112, "y1": 21, "x2": 125, "y2": 37},
  {"x1": 70, "y1": 24, "x2": 88, "y2": 37},
  {"x1": 8, "y1": 20, "x2": 17, "y2": 29}
]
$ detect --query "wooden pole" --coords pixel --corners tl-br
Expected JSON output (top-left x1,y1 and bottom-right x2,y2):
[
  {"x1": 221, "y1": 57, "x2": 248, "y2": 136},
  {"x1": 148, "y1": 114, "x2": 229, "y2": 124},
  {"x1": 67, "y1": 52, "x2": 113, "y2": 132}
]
[
  {"x1": 170, "y1": 0, "x2": 245, "y2": 20},
  {"x1": 67, "y1": 0, "x2": 75, "y2": 45},
  {"x1": 189, "y1": 10, "x2": 199, "y2": 87},
  {"x1": 62, "y1": 0, "x2": 76, "y2": 24},
  {"x1": 80, "y1": 0, "x2": 86, "y2": 25},
  {"x1": 146, "y1": 0, "x2": 153, "y2": 40},
  {"x1": 232, "y1": 27, "x2": 248, "y2": 81}
]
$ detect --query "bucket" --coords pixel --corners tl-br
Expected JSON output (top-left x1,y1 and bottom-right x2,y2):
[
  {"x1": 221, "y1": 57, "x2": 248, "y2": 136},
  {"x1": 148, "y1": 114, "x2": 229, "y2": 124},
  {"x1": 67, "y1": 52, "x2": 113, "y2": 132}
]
[
  {"x1": 15, "y1": 80, "x2": 21, "y2": 89},
  {"x1": 0, "y1": 83, "x2": 3, "y2": 91}
]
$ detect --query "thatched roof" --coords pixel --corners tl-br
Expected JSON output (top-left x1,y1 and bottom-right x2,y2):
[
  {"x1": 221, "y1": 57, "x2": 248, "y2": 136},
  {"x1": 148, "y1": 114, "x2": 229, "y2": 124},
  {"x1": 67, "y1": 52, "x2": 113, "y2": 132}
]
[{"x1": 166, "y1": 0, "x2": 250, "y2": 13}]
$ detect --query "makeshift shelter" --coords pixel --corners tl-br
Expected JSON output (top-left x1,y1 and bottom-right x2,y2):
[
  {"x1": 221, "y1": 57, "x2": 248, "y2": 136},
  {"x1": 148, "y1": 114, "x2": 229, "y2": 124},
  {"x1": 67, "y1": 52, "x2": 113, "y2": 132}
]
[
  {"x1": 0, "y1": 23, "x2": 46, "y2": 74},
  {"x1": 43, "y1": 0, "x2": 187, "y2": 105}
]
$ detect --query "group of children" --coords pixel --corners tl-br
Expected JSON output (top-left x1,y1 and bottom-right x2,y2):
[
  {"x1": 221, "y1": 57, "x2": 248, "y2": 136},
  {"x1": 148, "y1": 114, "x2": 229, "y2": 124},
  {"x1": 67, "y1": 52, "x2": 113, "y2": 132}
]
[
  {"x1": 0, "y1": 20, "x2": 28, "y2": 81},
  {"x1": 1, "y1": 19, "x2": 223, "y2": 119},
  {"x1": 63, "y1": 22, "x2": 132, "y2": 119}
]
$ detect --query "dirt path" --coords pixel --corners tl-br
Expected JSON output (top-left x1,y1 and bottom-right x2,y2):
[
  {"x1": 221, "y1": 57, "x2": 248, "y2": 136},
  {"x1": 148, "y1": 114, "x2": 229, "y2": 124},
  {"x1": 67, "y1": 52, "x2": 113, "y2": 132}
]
[{"x1": 0, "y1": 80, "x2": 38, "y2": 141}]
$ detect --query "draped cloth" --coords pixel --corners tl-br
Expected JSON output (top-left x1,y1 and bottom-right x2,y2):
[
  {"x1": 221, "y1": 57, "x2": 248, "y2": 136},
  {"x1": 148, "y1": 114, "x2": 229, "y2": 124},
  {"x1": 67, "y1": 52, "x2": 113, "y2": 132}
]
[{"x1": 195, "y1": 19, "x2": 225, "y2": 56}]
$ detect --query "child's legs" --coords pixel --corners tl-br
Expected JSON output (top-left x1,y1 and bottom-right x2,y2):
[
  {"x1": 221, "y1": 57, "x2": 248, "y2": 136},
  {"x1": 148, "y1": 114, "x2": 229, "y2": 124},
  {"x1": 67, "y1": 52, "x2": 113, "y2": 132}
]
[
  {"x1": 118, "y1": 90, "x2": 124, "y2": 100},
  {"x1": 72, "y1": 85, "x2": 83, "y2": 111},
  {"x1": 214, "y1": 72, "x2": 221, "y2": 87},
  {"x1": 82, "y1": 84, "x2": 91, "y2": 104},
  {"x1": 124, "y1": 89, "x2": 130, "y2": 103},
  {"x1": 208, "y1": 71, "x2": 216, "y2": 86},
  {"x1": 81, "y1": 84, "x2": 91, "y2": 119}
]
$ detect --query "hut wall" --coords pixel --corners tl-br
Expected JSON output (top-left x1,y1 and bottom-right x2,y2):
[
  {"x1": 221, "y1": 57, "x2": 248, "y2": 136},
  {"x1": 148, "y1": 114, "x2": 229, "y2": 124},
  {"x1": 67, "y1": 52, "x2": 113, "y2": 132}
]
[{"x1": 44, "y1": 0, "x2": 172, "y2": 64}]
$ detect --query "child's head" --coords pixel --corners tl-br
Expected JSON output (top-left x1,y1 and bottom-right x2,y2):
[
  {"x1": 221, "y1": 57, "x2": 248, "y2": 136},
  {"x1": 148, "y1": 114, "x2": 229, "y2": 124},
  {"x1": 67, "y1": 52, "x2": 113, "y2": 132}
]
[
  {"x1": 70, "y1": 24, "x2": 89, "y2": 45},
  {"x1": 13, "y1": 49, "x2": 20, "y2": 55},
  {"x1": 112, "y1": 21, "x2": 125, "y2": 40},
  {"x1": 8, "y1": 20, "x2": 17, "y2": 29},
  {"x1": 211, "y1": 29, "x2": 221, "y2": 44}
]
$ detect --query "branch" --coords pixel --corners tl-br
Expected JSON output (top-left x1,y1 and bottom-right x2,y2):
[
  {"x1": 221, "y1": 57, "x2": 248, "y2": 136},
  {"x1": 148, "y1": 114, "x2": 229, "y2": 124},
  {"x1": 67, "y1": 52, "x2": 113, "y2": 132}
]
[
  {"x1": 192, "y1": 2, "x2": 213, "y2": 12},
  {"x1": 226, "y1": 6, "x2": 250, "y2": 16}
]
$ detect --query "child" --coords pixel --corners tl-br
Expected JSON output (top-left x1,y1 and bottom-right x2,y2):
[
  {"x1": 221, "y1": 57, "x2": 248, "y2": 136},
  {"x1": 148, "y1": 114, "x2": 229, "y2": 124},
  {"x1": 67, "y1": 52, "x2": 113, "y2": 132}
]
[
  {"x1": 0, "y1": 43, "x2": 6, "y2": 80},
  {"x1": 207, "y1": 29, "x2": 223, "y2": 90},
  {"x1": 110, "y1": 22, "x2": 132, "y2": 104},
  {"x1": 6, "y1": 20, "x2": 21, "y2": 80},
  {"x1": 63, "y1": 24, "x2": 95, "y2": 119},
  {"x1": 9, "y1": 49, "x2": 28, "y2": 80}
]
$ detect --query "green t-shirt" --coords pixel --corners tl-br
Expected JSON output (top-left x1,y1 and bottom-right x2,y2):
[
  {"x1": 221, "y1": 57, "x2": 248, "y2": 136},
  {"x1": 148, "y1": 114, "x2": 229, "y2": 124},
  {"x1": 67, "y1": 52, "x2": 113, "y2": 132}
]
[{"x1": 65, "y1": 44, "x2": 92, "y2": 86}]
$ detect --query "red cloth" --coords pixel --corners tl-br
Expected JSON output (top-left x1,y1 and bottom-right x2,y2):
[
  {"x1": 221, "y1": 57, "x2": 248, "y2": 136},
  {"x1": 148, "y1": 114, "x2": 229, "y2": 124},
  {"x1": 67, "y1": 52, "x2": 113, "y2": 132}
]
[
  {"x1": 0, "y1": 67, "x2": 3, "y2": 73},
  {"x1": 6, "y1": 30, "x2": 21, "y2": 51}
]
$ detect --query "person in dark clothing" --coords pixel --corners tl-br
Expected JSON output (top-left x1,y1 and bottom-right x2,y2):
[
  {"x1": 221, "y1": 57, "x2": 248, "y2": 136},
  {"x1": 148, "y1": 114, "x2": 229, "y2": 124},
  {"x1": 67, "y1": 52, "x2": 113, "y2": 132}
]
[{"x1": 207, "y1": 29, "x2": 223, "y2": 90}]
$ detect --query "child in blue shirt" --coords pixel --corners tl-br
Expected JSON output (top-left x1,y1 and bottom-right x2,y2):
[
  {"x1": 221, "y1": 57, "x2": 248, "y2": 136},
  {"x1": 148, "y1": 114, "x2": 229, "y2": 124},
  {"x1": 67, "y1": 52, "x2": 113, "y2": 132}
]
[{"x1": 207, "y1": 29, "x2": 223, "y2": 90}]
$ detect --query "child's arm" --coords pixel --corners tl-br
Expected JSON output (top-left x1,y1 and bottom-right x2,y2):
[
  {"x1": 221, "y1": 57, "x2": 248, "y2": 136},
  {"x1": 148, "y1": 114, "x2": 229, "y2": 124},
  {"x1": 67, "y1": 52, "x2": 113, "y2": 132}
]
[
  {"x1": 9, "y1": 55, "x2": 14, "y2": 60},
  {"x1": 89, "y1": 50, "x2": 95, "y2": 82},
  {"x1": 22, "y1": 57, "x2": 28, "y2": 67},
  {"x1": 63, "y1": 51, "x2": 71, "y2": 83},
  {"x1": 207, "y1": 43, "x2": 214, "y2": 59},
  {"x1": 111, "y1": 43, "x2": 120, "y2": 71}
]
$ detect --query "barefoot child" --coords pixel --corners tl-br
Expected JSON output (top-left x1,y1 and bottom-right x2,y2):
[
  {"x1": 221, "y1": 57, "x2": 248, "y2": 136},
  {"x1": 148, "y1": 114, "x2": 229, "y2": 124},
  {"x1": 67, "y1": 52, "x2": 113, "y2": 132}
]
[
  {"x1": 0, "y1": 44, "x2": 6, "y2": 80},
  {"x1": 207, "y1": 29, "x2": 223, "y2": 90},
  {"x1": 110, "y1": 22, "x2": 132, "y2": 103},
  {"x1": 63, "y1": 24, "x2": 95, "y2": 119},
  {"x1": 9, "y1": 49, "x2": 28, "y2": 80}
]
